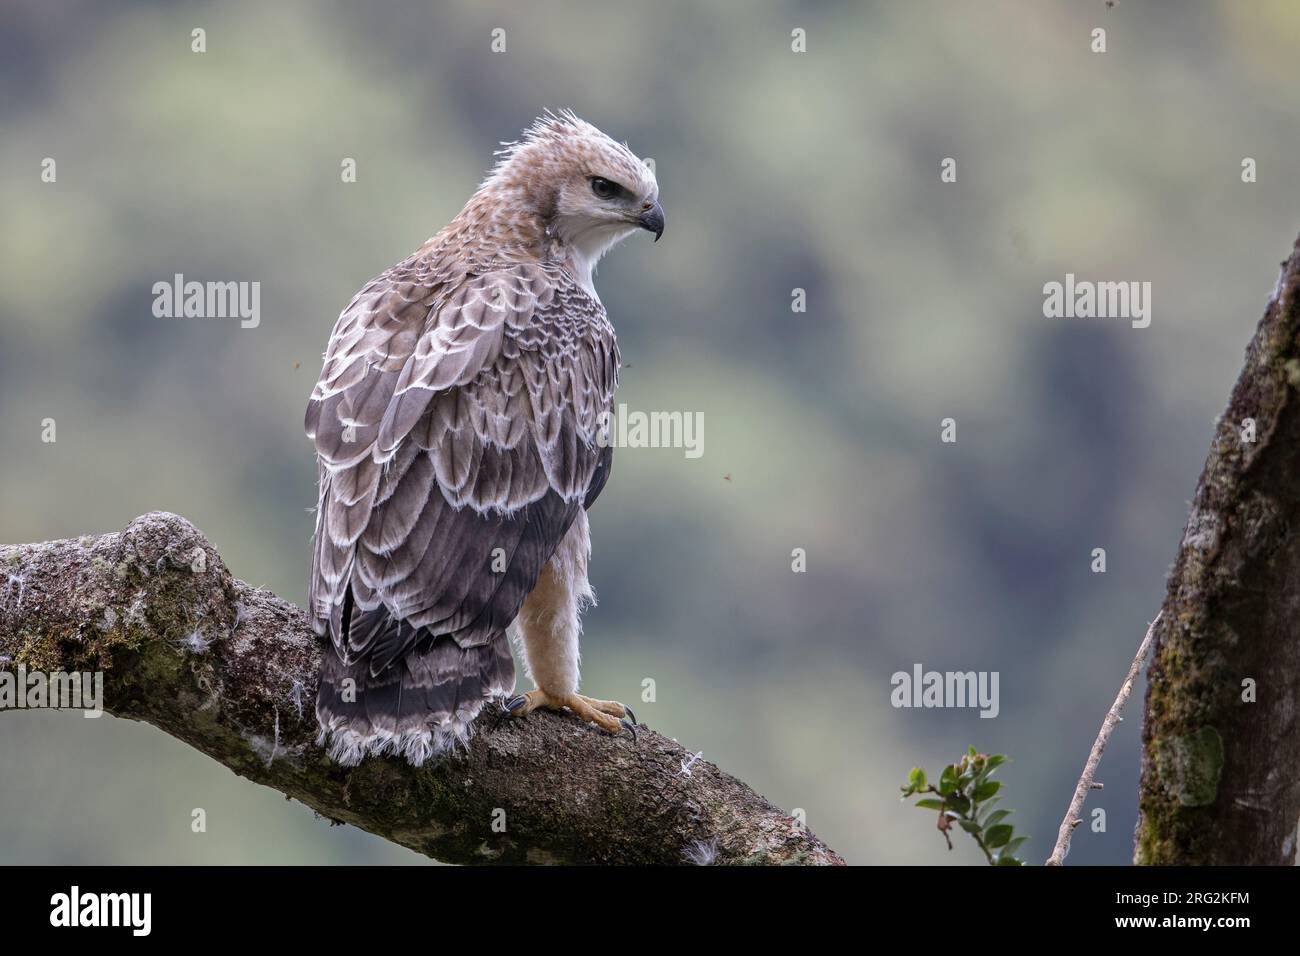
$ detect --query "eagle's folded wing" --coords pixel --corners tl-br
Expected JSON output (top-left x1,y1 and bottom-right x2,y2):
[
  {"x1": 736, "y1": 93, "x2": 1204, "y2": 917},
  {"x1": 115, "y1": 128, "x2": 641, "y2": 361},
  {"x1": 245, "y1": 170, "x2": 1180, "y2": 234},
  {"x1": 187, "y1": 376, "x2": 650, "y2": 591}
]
[{"x1": 306, "y1": 257, "x2": 618, "y2": 673}]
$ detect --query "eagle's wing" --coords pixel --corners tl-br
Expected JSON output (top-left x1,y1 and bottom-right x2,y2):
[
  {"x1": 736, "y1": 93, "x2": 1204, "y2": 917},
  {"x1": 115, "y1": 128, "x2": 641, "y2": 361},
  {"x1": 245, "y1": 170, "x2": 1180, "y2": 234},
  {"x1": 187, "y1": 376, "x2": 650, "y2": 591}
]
[{"x1": 306, "y1": 255, "x2": 618, "y2": 676}]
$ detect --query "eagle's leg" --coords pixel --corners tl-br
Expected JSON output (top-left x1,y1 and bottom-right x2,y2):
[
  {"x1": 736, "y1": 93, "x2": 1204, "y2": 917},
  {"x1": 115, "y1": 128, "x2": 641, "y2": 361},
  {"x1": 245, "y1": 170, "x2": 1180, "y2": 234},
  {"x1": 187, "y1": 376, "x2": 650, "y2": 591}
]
[{"x1": 506, "y1": 511, "x2": 637, "y2": 739}]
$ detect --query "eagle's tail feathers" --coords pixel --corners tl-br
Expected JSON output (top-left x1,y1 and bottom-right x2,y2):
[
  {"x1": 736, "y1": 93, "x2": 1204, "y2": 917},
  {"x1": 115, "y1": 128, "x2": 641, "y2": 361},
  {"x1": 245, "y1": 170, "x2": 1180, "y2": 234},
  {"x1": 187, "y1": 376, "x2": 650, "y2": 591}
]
[{"x1": 315, "y1": 629, "x2": 515, "y2": 767}]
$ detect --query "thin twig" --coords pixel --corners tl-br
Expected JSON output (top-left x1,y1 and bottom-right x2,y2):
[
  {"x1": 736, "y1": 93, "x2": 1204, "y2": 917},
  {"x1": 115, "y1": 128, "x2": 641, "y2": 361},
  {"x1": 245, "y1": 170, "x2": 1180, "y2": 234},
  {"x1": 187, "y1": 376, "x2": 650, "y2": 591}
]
[{"x1": 1046, "y1": 611, "x2": 1162, "y2": 866}]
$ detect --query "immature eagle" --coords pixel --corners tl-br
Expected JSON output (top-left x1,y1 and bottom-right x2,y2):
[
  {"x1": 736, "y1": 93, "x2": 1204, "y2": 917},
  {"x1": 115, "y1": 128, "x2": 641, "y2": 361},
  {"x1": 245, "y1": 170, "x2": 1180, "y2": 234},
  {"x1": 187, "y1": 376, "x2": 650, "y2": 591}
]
[{"x1": 305, "y1": 112, "x2": 663, "y2": 765}]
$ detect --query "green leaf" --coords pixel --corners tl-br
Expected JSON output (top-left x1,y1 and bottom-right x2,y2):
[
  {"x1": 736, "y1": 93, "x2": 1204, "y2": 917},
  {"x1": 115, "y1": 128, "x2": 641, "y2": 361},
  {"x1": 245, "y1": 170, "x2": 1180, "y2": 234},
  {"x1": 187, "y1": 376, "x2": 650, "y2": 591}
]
[
  {"x1": 939, "y1": 765, "x2": 959, "y2": 795},
  {"x1": 985, "y1": 824, "x2": 1013, "y2": 848},
  {"x1": 973, "y1": 780, "x2": 1001, "y2": 800},
  {"x1": 1003, "y1": 836, "x2": 1029, "y2": 854},
  {"x1": 896, "y1": 748, "x2": 1025, "y2": 866},
  {"x1": 982, "y1": 809, "x2": 1011, "y2": 828}
]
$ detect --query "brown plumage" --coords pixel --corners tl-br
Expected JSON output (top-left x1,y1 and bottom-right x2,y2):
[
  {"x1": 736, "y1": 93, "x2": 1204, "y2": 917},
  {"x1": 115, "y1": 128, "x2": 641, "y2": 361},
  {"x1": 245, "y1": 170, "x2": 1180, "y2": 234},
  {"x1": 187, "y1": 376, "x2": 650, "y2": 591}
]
[{"x1": 306, "y1": 112, "x2": 662, "y2": 765}]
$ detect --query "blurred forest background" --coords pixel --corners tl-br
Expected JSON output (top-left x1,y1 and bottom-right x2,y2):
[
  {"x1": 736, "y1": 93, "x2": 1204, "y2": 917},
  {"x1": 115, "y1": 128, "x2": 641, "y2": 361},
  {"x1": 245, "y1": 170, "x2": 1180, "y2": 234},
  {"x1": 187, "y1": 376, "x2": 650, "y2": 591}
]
[{"x1": 2, "y1": 0, "x2": 1299, "y2": 865}]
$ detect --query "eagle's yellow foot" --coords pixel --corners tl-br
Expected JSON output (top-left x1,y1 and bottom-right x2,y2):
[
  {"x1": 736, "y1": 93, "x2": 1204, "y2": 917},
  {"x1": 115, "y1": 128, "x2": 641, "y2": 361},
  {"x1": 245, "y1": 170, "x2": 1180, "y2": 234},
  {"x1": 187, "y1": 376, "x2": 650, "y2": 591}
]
[{"x1": 505, "y1": 690, "x2": 638, "y2": 740}]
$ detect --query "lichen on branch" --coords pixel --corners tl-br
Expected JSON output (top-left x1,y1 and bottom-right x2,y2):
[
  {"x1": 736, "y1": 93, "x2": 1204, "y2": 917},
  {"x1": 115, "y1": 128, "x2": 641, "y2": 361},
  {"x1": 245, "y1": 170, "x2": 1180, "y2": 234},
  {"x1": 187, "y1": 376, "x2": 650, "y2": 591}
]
[{"x1": 0, "y1": 512, "x2": 843, "y2": 866}]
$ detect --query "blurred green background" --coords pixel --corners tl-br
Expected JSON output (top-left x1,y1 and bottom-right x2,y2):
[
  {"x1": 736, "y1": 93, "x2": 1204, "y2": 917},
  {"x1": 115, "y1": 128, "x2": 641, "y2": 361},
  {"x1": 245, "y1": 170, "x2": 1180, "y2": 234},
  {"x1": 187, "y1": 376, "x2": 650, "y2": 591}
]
[{"x1": 2, "y1": 0, "x2": 1299, "y2": 865}]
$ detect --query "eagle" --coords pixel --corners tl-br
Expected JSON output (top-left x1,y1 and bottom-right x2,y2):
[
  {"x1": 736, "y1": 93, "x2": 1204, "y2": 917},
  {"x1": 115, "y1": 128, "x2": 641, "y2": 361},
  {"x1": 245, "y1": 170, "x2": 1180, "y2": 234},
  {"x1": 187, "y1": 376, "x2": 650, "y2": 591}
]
[{"x1": 305, "y1": 111, "x2": 663, "y2": 766}]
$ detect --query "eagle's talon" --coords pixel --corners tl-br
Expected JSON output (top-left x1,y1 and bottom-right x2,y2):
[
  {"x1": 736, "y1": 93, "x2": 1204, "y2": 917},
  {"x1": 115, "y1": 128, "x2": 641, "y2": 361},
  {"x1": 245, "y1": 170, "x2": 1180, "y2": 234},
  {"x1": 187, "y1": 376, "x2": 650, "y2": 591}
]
[
  {"x1": 624, "y1": 705, "x2": 637, "y2": 725},
  {"x1": 504, "y1": 689, "x2": 637, "y2": 737}
]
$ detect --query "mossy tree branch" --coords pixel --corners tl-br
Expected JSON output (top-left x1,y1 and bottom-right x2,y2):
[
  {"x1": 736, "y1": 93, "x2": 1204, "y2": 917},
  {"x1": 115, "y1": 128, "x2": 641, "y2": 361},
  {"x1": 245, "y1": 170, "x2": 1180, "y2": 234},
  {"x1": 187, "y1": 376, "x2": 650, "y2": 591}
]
[
  {"x1": 0, "y1": 512, "x2": 842, "y2": 865},
  {"x1": 1136, "y1": 233, "x2": 1300, "y2": 864}
]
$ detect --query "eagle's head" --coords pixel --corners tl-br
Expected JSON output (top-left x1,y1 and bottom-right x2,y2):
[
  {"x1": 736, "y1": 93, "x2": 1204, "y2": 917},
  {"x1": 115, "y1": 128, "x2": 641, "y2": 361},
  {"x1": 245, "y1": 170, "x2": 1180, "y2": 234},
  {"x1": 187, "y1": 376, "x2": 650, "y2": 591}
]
[{"x1": 481, "y1": 111, "x2": 664, "y2": 289}]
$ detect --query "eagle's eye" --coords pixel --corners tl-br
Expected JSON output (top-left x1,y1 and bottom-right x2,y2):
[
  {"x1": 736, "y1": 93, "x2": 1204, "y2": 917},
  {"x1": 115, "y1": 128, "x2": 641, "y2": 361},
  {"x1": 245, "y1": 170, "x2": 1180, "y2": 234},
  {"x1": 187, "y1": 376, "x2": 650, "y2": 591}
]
[{"x1": 590, "y1": 177, "x2": 621, "y2": 200}]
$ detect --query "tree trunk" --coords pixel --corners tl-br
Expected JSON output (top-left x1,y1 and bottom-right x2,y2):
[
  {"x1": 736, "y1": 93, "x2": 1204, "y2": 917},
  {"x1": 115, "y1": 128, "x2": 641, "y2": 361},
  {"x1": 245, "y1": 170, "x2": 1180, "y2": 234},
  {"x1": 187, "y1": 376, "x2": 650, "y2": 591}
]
[{"x1": 1135, "y1": 233, "x2": 1300, "y2": 864}]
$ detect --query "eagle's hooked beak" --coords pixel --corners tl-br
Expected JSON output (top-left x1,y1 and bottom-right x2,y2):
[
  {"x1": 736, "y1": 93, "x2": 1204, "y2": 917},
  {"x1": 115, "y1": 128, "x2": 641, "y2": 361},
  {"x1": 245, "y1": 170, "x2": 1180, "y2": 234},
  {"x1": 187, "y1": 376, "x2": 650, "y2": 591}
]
[{"x1": 637, "y1": 201, "x2": 665, "y2": 242}]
